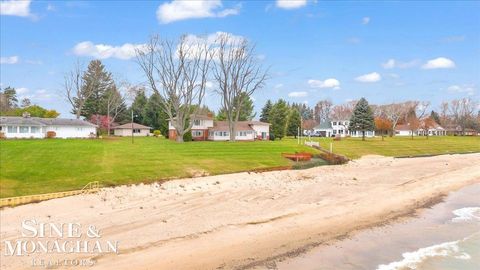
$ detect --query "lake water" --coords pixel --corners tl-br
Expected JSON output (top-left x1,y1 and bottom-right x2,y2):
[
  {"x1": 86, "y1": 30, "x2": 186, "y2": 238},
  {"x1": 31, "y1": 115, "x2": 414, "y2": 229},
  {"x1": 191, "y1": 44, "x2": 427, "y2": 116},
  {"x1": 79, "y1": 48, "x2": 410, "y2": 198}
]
[{"x1": 276, "y1": 184, "x2": 480, "y2": 270}]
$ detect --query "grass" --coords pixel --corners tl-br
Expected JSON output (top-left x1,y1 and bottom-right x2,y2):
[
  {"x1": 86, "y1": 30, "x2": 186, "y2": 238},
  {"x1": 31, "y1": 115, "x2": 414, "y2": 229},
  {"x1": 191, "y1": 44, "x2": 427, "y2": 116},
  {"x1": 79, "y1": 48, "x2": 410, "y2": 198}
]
[
  {"x1": 315, "y1": 136, "x2": 480, "y2": 159},
  {"x1": 0, "y1": 136, "x2": 478, "y2": 198},
  {"x1": 0, "y1": 137, "x2": 317, "y2": 198}
]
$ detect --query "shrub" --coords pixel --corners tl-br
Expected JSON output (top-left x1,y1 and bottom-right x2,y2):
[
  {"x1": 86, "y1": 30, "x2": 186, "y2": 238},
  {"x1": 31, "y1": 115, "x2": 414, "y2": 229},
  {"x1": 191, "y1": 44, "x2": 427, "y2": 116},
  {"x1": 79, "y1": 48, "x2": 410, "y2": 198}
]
[
  {"x1": 153, "y1": 130, "x2": 161, "y2": 137},
  {"x1": 183, "y1": 131, "x2": 192, "y2": 142},
  {"x1": 269, "y1": 134, "x2": 275, "y2": 141},
  {"x1": 46, "y1": 131, "x2": 56, "y2": 139},
  {"x1": 0, "y1": 132, "x2": 5, "y2": 139}
]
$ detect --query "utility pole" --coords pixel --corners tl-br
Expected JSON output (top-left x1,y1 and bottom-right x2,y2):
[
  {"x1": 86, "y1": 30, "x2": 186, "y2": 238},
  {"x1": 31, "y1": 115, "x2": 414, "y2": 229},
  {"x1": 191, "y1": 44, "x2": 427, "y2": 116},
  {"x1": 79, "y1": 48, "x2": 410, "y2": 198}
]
[{"x1": 131, "y1": 110, "x2": 134, "y2": 144}]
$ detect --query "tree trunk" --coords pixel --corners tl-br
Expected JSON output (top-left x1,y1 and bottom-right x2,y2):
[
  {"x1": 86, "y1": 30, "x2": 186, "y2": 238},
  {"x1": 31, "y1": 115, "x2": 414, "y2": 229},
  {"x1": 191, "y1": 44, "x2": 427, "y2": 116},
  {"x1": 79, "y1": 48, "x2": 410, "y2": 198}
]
[
  {"x1": 362, "y1": 130, "x2": 365, "y2": 141},
  {"x1": 176, "y1": 132, "x2": 184, "y2": 142},
  {"x1": 107, "y1": 103, "x2": 110, "y2": 136},
  {"x1": 382, "y1": 130, "x2": 384, "y2": 141}
]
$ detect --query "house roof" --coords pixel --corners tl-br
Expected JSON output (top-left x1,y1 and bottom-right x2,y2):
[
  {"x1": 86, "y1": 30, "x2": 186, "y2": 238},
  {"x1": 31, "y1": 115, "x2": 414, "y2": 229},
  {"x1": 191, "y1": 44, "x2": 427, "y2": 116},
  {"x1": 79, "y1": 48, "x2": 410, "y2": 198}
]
[
  {"x1": 0, "y1": 116, "x2": 96, "y2": 127},
  {"x1": 114, "y1": 123, "x2": 151, "y2": 129},
  {"x1": 209, "y1": 121, "x2": 255, "y2": 132},
  {"x1": 313, "y1": 120, "x2": 332, "y2": 130},
  {"x1": 171, "y1": 114, "x2": 213, "y2": 121}
]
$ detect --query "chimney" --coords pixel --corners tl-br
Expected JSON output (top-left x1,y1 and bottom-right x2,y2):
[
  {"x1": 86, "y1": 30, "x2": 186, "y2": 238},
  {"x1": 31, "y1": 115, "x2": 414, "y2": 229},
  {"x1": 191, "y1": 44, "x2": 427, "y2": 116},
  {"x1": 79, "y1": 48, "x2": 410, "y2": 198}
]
[{"x1": 22, "y1": 112, "x2": 31, "y2": 118}]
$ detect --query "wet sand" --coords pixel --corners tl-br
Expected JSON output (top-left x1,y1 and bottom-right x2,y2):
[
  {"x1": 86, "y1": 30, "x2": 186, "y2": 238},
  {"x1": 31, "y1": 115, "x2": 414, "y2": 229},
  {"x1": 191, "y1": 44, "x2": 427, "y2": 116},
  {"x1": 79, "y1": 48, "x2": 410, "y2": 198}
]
[
  {"x1": 274, "y1": 184, "x2": 480, "y2": 270},
  {"x1": 1, "y1": 153, "x2": 479, "y2": 269}
]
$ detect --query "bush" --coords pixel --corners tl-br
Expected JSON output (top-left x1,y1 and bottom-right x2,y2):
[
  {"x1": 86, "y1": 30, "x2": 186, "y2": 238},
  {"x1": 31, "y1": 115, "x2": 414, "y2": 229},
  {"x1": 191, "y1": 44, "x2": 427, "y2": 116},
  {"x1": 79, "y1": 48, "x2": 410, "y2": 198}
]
[
  {"x1": 46, "y1": 131, "x2": 56, "y2": 139},
  {"x1": 0, "y1": 132, "x2": 5, "y2": 139},
  {"x1": 183, "y1": 131, "x2": 192, "y2": 142},
  {"x1": 153, "y1": 130, "x2": 161, "y2": 137},
  {"x1": 269, "y1": 134, "x2": 275, "y2": 141}
]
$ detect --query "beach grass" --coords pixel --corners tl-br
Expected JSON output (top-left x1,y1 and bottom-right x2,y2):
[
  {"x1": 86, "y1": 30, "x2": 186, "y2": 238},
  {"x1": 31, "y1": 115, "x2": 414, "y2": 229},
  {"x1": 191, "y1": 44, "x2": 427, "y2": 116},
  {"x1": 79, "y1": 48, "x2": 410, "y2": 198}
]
[
  {"x1": 1, "y1": 136, "x2": 478, "y2": 198},
  {"x1": 315, "y1": 135, "x2": 480, "y2": 159}
]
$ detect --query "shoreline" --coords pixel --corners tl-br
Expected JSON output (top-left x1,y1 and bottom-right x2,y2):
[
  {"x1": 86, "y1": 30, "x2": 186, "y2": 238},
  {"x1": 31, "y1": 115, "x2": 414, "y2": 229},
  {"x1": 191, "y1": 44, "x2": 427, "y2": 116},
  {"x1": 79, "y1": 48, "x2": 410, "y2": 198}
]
[{"x1": 1, "y1": 153, "x2": 479, "y2": 269}]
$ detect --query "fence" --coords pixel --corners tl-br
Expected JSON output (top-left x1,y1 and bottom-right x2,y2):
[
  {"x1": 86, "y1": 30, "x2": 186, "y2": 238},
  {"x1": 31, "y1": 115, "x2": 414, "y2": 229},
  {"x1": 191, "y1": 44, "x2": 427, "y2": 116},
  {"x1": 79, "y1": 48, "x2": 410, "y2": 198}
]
[{"x1": 0, "y1": 181, "x2": 100, "y2": 208}]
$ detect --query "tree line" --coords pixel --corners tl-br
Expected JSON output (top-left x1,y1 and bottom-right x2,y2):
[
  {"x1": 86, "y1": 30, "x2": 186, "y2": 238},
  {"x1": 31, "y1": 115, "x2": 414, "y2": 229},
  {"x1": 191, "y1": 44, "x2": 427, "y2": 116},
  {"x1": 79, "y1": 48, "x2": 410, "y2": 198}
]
[{"x1": 0, "y1": 87, "x2": 60, "y2": 118}]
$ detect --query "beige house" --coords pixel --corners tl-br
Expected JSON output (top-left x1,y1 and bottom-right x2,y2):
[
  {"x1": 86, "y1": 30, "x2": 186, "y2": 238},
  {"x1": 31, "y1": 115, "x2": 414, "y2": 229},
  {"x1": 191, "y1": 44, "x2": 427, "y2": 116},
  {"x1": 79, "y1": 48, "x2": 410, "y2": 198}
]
[{"x1": 114, "y1": 123, "x2": 151, "y2": 137}]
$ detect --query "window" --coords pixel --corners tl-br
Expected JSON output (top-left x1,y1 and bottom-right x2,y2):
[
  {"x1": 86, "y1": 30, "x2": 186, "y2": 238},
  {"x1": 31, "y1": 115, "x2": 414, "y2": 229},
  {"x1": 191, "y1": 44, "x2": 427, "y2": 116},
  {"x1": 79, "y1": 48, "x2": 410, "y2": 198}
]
[
  {"x1": 237, "y1": 131, "x2": 247, "y2": 136},
  {"x1": 8, "y1": 126, "x2": 17, "y2": 133},
  {"x1": 193, "y1": 120, "x2": 200, "y2": 126},
  {"x1": 332, "y1": 121, "x2": 337, "y2": 126},
  {"x1": 19, "y1": 126, "x2": 29, "y2": 133},
  {"x1": 333, "y1": 130, "x2": 337, "y2": 135},
  {"x1": 133, "y1": 129, "x2": 141, "y2": 133},
  {"x1": 192, "y1": 130, "x2": 203, "y2": 137},
  {"x1": 76, "y1": 127, "x2": 83, "y2": 131},
  {"x1": 31, "y1": 126, "x2": 40, "y2": 133},
  {"x1": 223, "y1": 131, "x2": 228, "y2": 136}
]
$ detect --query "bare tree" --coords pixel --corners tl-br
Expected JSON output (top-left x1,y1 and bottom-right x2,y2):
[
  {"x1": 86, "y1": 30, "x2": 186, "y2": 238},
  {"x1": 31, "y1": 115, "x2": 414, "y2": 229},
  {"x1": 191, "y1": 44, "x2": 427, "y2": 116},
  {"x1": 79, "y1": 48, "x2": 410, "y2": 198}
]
[
  {"x1": 314, "y1": 100, "x2": 333, "y2": 123},
  {"x1": 212, "y1": 33, "x2": 268, "y2": 142},
  {"x1": 384, "y1": 103, "x2": 405, "y2": 135},
  {"x1": 439, "y1": 101, "x2": 450, "y2": 125},
  {"x1": 105, "y1": 84, "x2": 126, "y2": 135},
  {"x1": 450, "y1": 98, "x2": 478, "y2": 135},
  {"x1": 136, "y1": 35, "x2": 212, "y2": 142},
  {"x1": 63, "y1": 61, "x2": 94, "y2": 119}
]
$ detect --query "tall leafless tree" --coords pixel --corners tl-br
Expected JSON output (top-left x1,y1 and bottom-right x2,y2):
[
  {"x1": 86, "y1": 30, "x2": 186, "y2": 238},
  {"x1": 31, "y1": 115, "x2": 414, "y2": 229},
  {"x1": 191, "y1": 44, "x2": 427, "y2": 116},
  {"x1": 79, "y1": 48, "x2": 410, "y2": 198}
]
[
  {"x1": 105, "y1": 84, "x2": 126, "y2": 135},
  {"x1": 449, "y1": 98, "x2": 478, "y2": 135},
  {"x1": 63, "y1": 61, "x2": 95, "y2": 119},
  {"x1": 314, "y1": 100, "x2": 333, "y2": 123},
  {"x1": 136, "y1": 35, "x2": 212, "y2": 142},
  {"x1": 212, "y1": 33, "x2": 268, "y2": 142}
]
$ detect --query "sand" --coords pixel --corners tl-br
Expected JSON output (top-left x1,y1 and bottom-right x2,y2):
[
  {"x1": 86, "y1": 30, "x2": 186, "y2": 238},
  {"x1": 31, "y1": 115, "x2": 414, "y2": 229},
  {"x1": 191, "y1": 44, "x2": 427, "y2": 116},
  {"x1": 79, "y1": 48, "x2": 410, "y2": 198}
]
[{"x1": 1, "y1": 153, "x2": 479, "y2": 269}]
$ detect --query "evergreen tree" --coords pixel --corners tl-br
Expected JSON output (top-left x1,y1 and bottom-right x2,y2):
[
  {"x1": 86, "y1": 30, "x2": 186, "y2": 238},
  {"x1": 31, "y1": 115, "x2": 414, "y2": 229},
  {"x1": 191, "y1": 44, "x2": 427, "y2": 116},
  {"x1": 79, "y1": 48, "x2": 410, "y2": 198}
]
[
  {"x1": 1, "y1": 87, "x2": 18, "y2": 110},
  {"x1": 260, "y1": 100, "x2": 273, "y2": 122},
  {"x1": 143, "y1": 91, "x2": 169, "y2": 136},
  {"x1": 81, "y1": 60, "x2": 114, "y2": 119},
  {"x1": 348, "y1": 97, "x2": 375, "y2": 141},
  {"x1": 430, "y1": 110, "x2": 441, "y2": 125},
  {"x1": 286, "y1": 108, "x2": 301, "y2": 138},
  {"x1": 216, "y1": 92, "x2": 255, "y2": 121},
  {"x1": 130, "y1": 89, "x2": 148, "y2": 124},
  {"x1": 269, "y1": 99, "x2": 289, "y2": 140}
]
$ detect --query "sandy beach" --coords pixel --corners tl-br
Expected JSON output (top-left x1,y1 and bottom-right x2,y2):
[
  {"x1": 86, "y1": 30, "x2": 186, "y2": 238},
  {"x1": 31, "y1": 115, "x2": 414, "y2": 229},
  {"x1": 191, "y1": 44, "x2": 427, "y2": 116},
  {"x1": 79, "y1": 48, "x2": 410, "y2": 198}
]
[{"x1": 1, "y1": 153, "x2": 480, "y2": 269}]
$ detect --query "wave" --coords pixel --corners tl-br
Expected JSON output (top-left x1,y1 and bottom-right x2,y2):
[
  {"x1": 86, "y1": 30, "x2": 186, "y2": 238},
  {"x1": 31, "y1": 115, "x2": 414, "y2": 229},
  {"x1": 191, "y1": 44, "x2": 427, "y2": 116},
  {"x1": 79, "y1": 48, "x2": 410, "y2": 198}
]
[
  {"x1": 376, "y1": 239, "x2": 472, "y2": 270},
  {"x1": 451, "y1": 207, "x2": 480, "y2": 222}
]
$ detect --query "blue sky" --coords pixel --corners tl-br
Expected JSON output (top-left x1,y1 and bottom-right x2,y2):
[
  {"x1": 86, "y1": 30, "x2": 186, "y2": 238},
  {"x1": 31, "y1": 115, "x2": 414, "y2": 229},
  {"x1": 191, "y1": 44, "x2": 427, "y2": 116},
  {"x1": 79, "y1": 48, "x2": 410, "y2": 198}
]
[{"x1": 1, "y1": 0, "x2": 479, "y2": 118}]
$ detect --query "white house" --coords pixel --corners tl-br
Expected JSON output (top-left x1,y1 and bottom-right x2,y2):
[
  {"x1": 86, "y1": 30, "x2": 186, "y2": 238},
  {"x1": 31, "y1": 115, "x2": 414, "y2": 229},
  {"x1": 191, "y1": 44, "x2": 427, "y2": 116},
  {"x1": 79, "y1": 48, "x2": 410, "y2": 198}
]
[
  {"x1": 168, "y1": 114, "x2": 214, "y2": 141},
  {"x1": 0, "y1": 115, "x2": 97, "y2": 139},
  {"x1": 312, "y1": 119, "x2": 375, "y2": 138},
  {"x1": 114, "y1": 123, "x2": 151, "y2": 137},
  {"x1": 208, "y1": 121, "x2": 270, "y2": 141},
  {"x1": 395, "y1": 123, "x2": 446, "y2": 137}
]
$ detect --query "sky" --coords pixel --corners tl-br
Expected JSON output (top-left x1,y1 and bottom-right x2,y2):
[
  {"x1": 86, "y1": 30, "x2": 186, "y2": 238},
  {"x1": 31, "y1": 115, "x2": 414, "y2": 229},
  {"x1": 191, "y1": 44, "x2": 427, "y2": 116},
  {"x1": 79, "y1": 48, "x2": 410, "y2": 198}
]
[{"x1": 1, "y1": 0, "x2": 479, "y2": 118}]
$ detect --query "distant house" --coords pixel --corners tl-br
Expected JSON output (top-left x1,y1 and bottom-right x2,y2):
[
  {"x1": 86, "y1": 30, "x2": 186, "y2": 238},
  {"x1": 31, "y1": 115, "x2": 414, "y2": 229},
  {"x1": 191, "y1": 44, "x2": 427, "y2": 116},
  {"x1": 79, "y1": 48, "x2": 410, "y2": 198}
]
[
  {"x1": 395, "y1": 121, "x2": 446, "y2": 136},
  {"x1": 168, "y1": 114, "x2": 214, "y2": 141},
  {"x1": 312, "y1": 119, "x2": 375, "y2": 138},
  {"x1": 0, "y1": 115, "x2": 96, "y2": 139},
  {"x1": 168, "y1": 114, "x2": 270, "y2": 141},
  {"x1": 208, "y1": 121, "x2": 270, "y2": 141},
  {"x1": 444, "y1": 124, "x2": 478, "y2": 136},
  {"x1": 113, "y1": 123, "x2": 151, "y2": 137}
]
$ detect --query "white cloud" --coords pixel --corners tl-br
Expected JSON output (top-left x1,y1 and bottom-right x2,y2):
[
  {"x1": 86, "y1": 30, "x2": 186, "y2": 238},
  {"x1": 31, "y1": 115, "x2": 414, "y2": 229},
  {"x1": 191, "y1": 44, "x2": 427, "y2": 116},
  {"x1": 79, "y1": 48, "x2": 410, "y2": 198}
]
[
  {"x1": 156, "y1": 0, "x2": 240, "y2": 24},
  {"x1": 46, "y1": 4, "x2": 56, "y2": 12},
  {"x1": 308, "y1": 78, "x2": 340, "y2": 89},
  {"x1": 355, "y1": 72, "x2": 381, "y2": 83},
  {"x1": 0, "y1": 56, "x2": 19, "y2": 64},
  {"x1": 274, "y1": 83, "x2": 284, "y2": 89},
  {"x1": 362, "y1": 17, "x2": 370, "y2": 25},
  {"x1": 72, "y1": 41, "x2": 148, "y2": 60},
  {"x1": 422, "y1": 57, "x2": 456, "y2": 69},
  {"x1": 288, "y1": 91, "x2": 308, "y2": 97},
  {"x1": 0, "y1": 0, "x2": 31, "y2": 17},
  {"x1": 16, "y1": 87, "x2": 29, "y2": 94},
  {"x1": 182, "y1": 32, "x2": 246, "y2": 60},
  {"x1": 276, "y1": 0, "x2": 307, "y2": 9},
  {"x1": 447, "y1": 84, "x2": 475, "y2": 96},
  {"x1": 382, "y1": 59, "x2": 420, "y2": 69}
]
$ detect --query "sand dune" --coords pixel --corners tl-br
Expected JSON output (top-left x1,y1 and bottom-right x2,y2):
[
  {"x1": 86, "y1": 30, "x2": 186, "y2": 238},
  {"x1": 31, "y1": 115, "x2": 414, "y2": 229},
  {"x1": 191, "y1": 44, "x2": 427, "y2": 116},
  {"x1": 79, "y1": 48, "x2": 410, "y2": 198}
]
[{"x1": 1, "y1": 153, "x2": 479, "y2": 269}]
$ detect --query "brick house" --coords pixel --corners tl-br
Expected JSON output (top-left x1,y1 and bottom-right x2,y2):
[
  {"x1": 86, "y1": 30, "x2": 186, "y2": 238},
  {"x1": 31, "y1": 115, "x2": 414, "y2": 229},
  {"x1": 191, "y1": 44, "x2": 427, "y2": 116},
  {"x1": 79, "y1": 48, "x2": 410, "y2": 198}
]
[{"x1": 168, "y1": 114, "x2": 270, "y2": 141}]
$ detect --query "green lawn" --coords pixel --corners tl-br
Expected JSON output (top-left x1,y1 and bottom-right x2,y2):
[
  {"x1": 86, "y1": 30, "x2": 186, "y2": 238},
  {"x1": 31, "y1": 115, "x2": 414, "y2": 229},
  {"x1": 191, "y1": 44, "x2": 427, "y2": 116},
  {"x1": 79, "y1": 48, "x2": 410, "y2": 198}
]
[
  {"x1": 315, "y1": 136, "x2": 480, "y2": 159},
  {"x1": 0, "y1": 136, "x2": 479, "y2": 198},
  {"x1": 0, "y1": 137, "x2": 316, "y2": 198}
]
